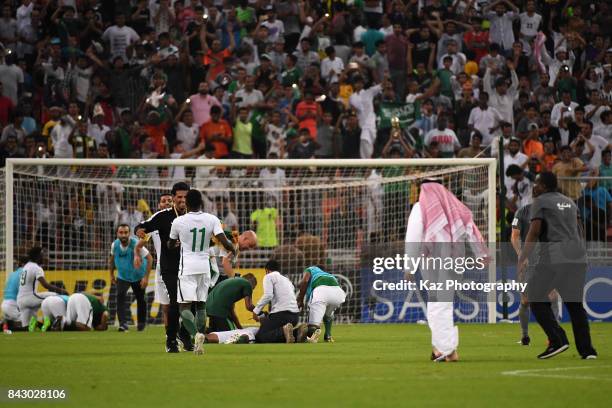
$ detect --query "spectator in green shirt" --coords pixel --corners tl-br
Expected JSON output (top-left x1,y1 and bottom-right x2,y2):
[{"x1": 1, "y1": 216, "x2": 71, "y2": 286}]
[
  {"x1": 231, "y1": 106, "x2": 253, "y2": 158},
  {"x1": 436, "y1": 56, "x2": 454, "y2": 99},
  {"x1": 361, "y1": 19, "x2": 384, "y2": 57},
  {"x1": 250, "y1": 197, "x2": 280, "y2": 248}
]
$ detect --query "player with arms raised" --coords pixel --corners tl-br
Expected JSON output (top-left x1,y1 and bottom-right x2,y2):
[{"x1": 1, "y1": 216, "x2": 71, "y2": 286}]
[{"x1": 168, "y1": 190, "x2": 236, "y2": 355}]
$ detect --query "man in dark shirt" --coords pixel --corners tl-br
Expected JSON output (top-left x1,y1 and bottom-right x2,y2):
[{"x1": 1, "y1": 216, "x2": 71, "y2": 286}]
[
  {"x1": 518, "y1": 172, "x2": 598, "y2": 360},
  {"x1": 340, "y1": 111, "x2": 361, "y2": 158},
  {"x1": 289, "y1": 128, "x2": 318, "y2": 159},
  {"x1": 135, "y1": 182, "x2": 192, "y2": 353}
]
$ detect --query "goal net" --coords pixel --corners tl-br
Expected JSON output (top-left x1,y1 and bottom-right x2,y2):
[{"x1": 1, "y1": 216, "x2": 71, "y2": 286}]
[{"x1": 1, "y1": 158, "x2": 496, "y2": 325}]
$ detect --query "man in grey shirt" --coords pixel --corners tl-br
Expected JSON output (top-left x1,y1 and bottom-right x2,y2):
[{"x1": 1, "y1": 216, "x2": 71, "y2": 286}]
[
  {"x1": 518, "y1": 172, "x2": 598, "y2": 360},
  {"x1": 512, "y1": 201, "x2": 561, "y2": 346}
]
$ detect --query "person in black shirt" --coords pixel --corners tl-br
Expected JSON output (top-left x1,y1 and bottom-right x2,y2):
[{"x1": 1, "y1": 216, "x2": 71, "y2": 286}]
[
  {"x1": 409, "y1": 26, "x2": 435, "y2": 68},
  {"x1": 339, "y1": 111, "x2": 361, "y2": 158},
  {"x1": 135, "y1": 182, "x2": 192, "y2": 353},
  {"x1": 518, "y1": 172, "x2": 598, "y2": 360},
  {"x1": 288, "y1": 128, "x2": 319, "y2": 159}
]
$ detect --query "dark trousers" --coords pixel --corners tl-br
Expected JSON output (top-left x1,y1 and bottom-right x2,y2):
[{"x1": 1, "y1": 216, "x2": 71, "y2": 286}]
[
  {"x1": 528, "y1": 263, "x2": 597, "y2": 357},
  {"x1": 161, "y1": 273, "x2": 190, "y2": 342},
  {"x1": 116, "y1": 278, "x2": 146, "y2": 329},
  {"x1": 255, "y1": 311, "x2": 298, "y2": 343}
]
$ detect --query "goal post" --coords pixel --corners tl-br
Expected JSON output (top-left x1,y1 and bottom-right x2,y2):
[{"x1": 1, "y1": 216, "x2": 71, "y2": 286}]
[{"x1": 3, "y1": 158, "x2": 498, "y2": 324}]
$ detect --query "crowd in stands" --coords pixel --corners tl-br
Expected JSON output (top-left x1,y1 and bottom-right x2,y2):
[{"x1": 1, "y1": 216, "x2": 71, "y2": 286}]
[{"x1": 1, "y1": 0, "x2": 611, "y2": 241}]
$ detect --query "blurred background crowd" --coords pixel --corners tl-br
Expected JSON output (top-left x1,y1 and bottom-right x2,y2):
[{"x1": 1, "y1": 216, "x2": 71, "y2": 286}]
[{"x1": 1, "y1": 0, "x2": 611, "y2": 243}]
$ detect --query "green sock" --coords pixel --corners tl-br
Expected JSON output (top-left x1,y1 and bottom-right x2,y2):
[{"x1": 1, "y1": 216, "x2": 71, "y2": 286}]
[
  {"x1": 180, "y1": 309, "x2": 197, "y2": 337},
  {"x1": 323, "y1": 316, "x2": 332, "y2": 338},
  {"x1": 195, "y1": 303, "x2": 207, "y2": 334}
]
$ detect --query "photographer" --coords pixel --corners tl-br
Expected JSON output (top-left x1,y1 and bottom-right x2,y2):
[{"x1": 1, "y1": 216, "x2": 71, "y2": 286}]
[{"x1": 551, "y1": 90, "x2": 579, "y2": 129}]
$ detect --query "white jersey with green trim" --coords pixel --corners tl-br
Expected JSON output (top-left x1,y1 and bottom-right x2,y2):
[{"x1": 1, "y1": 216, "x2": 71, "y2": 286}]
[
  {"x1": 170, "y1": 211, "x2": 224, "y2": 276},
  {"x1": 17, "y1": 262, "x2": 45, "y2": 300}
]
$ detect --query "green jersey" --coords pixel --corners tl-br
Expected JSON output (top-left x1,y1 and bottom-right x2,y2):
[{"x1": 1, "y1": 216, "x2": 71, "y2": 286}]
[
  {"x1": 83, "y1": 294, "x2": 107, "y2": 327},
  {"x1": 250, "y1": 208, "x2": 278, "y2": 247},
  {"x1": 206, "y1": 278, "x2": 253, "y2": 318}
]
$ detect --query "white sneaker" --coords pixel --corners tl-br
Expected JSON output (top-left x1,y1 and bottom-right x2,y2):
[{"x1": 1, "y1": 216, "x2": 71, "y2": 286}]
[
  {"x1": 194, "y1": 333, "x2": 205, "y2": 355},
  {"x1": 306, "y1": 328, "x2": 321, "y2": 343}
]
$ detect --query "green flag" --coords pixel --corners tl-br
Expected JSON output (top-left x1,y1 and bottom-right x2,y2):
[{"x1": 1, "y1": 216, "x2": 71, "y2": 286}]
[{"x1": 376, "y1": 102, "x2": 418, "y2": 129}]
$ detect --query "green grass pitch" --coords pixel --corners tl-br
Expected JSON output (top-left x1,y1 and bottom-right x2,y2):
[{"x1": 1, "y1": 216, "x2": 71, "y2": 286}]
[{"x1": 1, "y1": 323, "x2": 610, "y2": 407}]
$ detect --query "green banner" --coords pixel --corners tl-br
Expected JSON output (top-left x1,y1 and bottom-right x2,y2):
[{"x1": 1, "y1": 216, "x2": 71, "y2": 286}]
[{"x1": 376, "y1": 102, "x2": 418, "y2": 129}]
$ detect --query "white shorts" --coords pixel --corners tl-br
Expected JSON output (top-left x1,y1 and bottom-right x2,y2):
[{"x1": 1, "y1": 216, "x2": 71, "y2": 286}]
[
  {"x1": 212, "y1": 327, "x2": 259, "y2": 344},
  {"x1": 154, "y1": 267, "x2": 170, "y2": 305},
  {"x1": 66, "y1": 293, "x2": 93, "y2": 328},
  {"x1": 1, "y1": 299, "x2": 20, "y2": 322},
  {"x1": 41, "y1": 296, "x2": 67, "y2": 319},
  {"x1": 308, "y1": 285, "x2": 346, "y2": 325},
  {"x1": 17, "y1": 292, "x2": 56, "y2": 326},
  {"x1": 177, "y1": 273, "x2": 210, "y2": 303}
]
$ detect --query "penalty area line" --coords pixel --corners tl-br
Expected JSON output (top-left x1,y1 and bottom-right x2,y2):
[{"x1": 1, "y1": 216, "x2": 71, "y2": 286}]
[{"x1": 501, "y1": 365, "x2": 612, "y2": 381}]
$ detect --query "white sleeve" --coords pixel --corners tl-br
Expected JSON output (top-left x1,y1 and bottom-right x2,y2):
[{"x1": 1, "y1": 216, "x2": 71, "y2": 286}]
[
  {"x1": 278, "y1": 20, "x2": 285, "y2": 36},
  {"x1": 169, "y1": 219, "x2": 179, "y2": 240},
  {"x1": 467, "y1": 109, "x2": 476, "y2": 127},
  {"x1": 551, "y1": 105, "x2": 561, "y2": 127},
  {"x1": 102, "y1": 27, "x2": 111, "y2": 42},
  {"x1": 212, "y1": 217, "x2": 224, "y2": 236},
  {"x1": 424, "y1": 130, "x2": 432, "y2": 145},
  {"x1": 321, "y1": 59, "x2": 331, "y2": 79},
  {"x1": 253, "y1": 274, "x2": 274, "y2": 315},
  {"x1": 367, "y1": 84, "x2": 383, "y2": 98},
  {"x1": 34, "y1": 265, "x2": 45, "y2": 281},
  {"x1": 139, "y1": 246, "x2": 150, "y2": 258},
  {"x1": 129, "y1": 28, "x2": 140, "y2": 43},
  {"x1": 110, "y1": 242, "x2": 115, "y2": 256},
  {"x1": 405, "y1": 203, "x2": 424, "y2": 264}
]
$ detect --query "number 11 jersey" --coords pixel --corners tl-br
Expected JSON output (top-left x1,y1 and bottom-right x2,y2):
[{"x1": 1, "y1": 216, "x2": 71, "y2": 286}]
[{"x1": 170, "y1": 211, "x2": 224, "y2": 275}]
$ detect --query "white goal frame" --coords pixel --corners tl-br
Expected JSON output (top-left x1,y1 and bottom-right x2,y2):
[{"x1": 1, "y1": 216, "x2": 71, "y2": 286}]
[{"x1": 4, "y1": 157, "x2": 498, "y2": 323}]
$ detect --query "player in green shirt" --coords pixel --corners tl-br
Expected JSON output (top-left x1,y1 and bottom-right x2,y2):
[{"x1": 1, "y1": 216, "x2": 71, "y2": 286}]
[
  {"x1": 206, "y1": 274, "x2": 257, "y2": 332},
  {"x1": 296, "y1": 266, "x2": 346, "y2": 343}
]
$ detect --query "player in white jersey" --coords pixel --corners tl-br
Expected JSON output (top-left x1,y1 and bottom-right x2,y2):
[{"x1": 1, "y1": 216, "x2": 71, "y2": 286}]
[
  {"x1": 16, "y1": 247, "x2": 68, "y2": 331},
  {"x1": 40, "y1": 295, "x2": 69, "y2": 332},
  {"x1": 205, "y1": 327, "x2": 259, "y2": 344},
  {"x1": 208, "y1": 229, "x2": 258, "y2": 287},
  {"x1": 168, "y1": 189, "x2": 236, "y2": 355},
  {"x1": 135, "y1": 193, "x2": 174, "y2": 328}
]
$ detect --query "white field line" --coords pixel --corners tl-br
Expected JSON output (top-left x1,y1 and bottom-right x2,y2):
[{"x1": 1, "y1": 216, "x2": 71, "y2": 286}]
[{"x1": 501, "y1": 365, "x2": 612, "y2": 381}]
